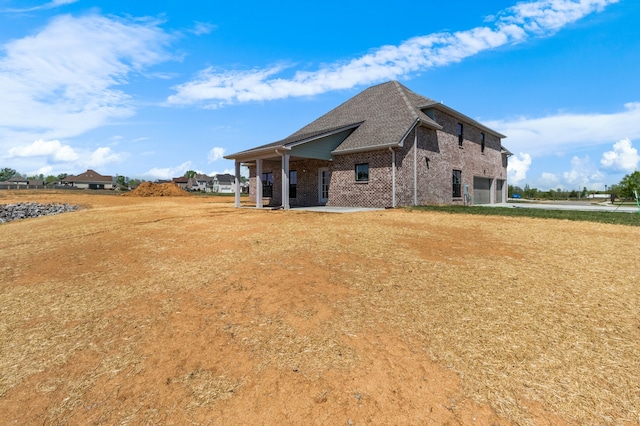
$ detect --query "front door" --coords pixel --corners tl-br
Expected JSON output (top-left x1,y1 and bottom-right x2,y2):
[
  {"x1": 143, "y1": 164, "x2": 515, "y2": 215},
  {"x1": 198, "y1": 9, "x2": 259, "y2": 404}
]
[{"x1": 318, "y1": 168, "x2": 329, "y2": 204}]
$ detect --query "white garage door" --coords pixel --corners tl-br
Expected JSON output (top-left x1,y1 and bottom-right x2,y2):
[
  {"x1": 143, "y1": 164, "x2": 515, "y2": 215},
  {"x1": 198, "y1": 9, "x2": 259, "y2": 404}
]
[{"x1": 473, "y1": 177, "x2": 492, "y2": 204}]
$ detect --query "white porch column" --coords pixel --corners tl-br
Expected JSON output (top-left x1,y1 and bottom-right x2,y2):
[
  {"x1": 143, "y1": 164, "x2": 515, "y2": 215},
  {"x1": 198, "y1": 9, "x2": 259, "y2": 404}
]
[
  {"x1": 281, "y1": 152, "x2": 290, "y2": 210},
  {"x1": 234, "y1": 161, "x2": 241, "y2": 207},
  {"x1": 256, "y1": 158, "x2": 263, "y2": 208}
]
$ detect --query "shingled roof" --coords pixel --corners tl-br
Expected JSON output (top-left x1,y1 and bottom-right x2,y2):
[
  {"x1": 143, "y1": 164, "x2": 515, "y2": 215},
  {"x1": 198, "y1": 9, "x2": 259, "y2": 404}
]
[
  {"x1": 226, "y1": 80, "x2": 505, "y2": 160},
  {"x1": 62, "y1": 169, "x2": 112, "y2": 183}
]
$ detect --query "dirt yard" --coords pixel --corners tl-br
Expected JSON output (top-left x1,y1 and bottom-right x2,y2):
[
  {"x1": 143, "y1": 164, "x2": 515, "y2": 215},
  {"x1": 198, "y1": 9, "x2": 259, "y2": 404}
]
[{"x1": 1, "y1": 190, "x2": 639, "y2": 425}]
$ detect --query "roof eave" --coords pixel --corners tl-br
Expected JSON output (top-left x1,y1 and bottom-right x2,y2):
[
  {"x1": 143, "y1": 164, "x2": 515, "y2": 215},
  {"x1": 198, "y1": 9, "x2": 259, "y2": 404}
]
[
  {"x1": 224, "y1": 145, "x2": 290, "y2": 161},
  {"x1": 286, "y1": 122, "x2": 363, "y2": 148},
  {"x1": 421, "y1": 102, "x2": 507, "y2": 139},
  {"x1": 331, "y1": 142, "x2": 401, "y2": 155}
]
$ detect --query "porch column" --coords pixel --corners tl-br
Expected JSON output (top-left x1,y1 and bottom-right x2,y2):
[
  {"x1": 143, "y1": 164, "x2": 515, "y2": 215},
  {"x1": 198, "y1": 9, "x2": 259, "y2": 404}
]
[
  {"x1": 256, "y1": 158, "x2": 263, "y2": 208},
  {"x1": 234, "y1": 160, "x2": 241, "y2": 207},
  {"x1": 281, "y1": 152, "x2": 290, "y2": 210}
]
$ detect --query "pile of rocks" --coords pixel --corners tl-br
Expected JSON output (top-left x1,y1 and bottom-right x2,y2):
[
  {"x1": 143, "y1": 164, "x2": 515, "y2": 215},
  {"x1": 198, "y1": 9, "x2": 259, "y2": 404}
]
[{"x1": 0, "y1": 202, "x2": 79, "y2": 224}]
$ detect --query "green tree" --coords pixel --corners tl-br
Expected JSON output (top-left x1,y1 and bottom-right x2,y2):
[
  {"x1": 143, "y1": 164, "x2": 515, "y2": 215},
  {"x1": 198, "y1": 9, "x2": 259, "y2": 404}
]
[
  {"x1": 617, "y1": 171, "x2": 640, "y2": 199},
  {"x1": 508, "y1": 185, "x2": 523, "y2": 197},
  {"x1": 0, "y1": 167, "x2": 18, "y2": 181},
  {"x1": 184, "y1": 170, "x2": 197, "y2": 179},
  {"x1": 57, "y1": 173, "x2": 68, "y2": 181},
  {"x1": 116, "y1": 175, "x2": 127, "y2": 186},
  {"x1": 44, "y1": 175, "x2": 58, "y2": 185}
]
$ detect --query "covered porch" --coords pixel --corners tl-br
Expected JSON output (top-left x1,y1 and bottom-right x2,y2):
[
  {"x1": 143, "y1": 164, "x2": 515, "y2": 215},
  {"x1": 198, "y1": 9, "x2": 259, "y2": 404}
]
[
  {"x1": 226, "y1": 124, "x2": 359, "y2": 210},
  {"x1": 231, "y1": 155, "x2": 332, "y2": 210}
]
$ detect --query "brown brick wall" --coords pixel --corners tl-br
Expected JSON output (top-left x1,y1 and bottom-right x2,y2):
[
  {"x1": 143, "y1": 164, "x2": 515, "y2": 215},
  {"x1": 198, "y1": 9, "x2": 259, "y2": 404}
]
[
  {"x1": 328, "y1": 150, "x2": 393, "y2": 208},
  {"x1": 245, "y1": 110, "x2": 507, "y2": 208},
  {"x1": 387, "y1": 111, "x2": 507, "y2": 207}
]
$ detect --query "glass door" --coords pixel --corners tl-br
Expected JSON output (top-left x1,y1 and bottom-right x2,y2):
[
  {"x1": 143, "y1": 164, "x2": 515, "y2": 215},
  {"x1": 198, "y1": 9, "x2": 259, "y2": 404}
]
[{"x1": 318, "y1": 168, "x2": 329, "y2": 204}]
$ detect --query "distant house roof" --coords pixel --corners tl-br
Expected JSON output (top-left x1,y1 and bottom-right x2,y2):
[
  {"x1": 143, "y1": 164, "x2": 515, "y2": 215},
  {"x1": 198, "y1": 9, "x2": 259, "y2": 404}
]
[
  {"x1": 214, "y1": 174, "x2": 235, "y2": 185},
  {"x1": 7, "y1": 175, "x2": 28, "y2": 183},
  {"x1": 62, "y1": 169, "x2": 113, "y2": 183},
  {"x1": 172, "y1": 177, "x2": 189, "y2": 184},
  {"x1": 226, "y1": 80, "x2": 506, "y2": 160},
  {"x1": 195, "y1": 173, "x2": 213, "y2": 183}
]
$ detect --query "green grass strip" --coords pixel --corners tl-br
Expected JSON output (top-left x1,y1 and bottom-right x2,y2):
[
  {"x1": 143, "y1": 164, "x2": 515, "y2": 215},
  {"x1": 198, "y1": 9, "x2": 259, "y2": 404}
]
[{"x1": 409, "y1": 205, "x2": 640, "y2": 227}]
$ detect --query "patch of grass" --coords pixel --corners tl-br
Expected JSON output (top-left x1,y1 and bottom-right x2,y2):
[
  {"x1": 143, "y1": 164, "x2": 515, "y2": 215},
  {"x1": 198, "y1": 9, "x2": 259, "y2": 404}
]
[
  {"x1": 409, "y1": 205, "x2": 640, "y2": 226},
  {"x1": 190, "y1": 191, "x2": 249, "y2": 197}
]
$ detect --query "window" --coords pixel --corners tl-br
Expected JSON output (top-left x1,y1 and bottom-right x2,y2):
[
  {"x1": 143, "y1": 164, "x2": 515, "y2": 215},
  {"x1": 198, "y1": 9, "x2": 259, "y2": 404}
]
[
  {"x1": 262, "y1": 172, "x2": 273, "y2": 197},
  {"x1": 457, "y1": 122, "x2": 463, "y2": 147},
  {"x1": 289, "y1": 170, "x2": 297, "y2": 199},
  {"x1": 452, "y1": 170, "x2": 462, "y2": 198},
  {"x1": 355, "y1": 163, "x2": 369, "y2": 182},
  {"x1": 481, "y1": 132, "x2": 485, "y2": 153}
]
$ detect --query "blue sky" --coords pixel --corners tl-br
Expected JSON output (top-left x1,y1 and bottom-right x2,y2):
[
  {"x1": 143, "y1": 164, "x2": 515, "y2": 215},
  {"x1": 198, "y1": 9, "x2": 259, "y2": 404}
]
[{"x1": 0, "y1": 0, "x2": 638, "y2": 190}]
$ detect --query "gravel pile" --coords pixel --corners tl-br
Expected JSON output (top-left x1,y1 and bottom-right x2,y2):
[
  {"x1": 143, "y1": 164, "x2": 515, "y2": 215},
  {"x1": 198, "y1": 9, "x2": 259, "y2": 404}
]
[{"x1": 0, "y1": 202, "x2": 79, "y2": 224}]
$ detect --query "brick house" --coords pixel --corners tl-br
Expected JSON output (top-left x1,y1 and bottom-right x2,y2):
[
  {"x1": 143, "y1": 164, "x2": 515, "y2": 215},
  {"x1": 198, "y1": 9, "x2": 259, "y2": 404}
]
[
  {"x1": 60, "y1": 169, "x2": 115, "y2": 190},
  {"x1": 212, "y1": 174, "x2": 236, "y2": 193},
  {"x1": 225, "y1": 81, "x2": 510, "y2": 209}
]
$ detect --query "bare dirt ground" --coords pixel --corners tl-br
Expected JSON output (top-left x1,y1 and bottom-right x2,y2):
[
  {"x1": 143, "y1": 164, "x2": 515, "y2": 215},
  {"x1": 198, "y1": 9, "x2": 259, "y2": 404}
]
[{"x1": 1, "y1": 190, "x2": 639, "y2": 425}]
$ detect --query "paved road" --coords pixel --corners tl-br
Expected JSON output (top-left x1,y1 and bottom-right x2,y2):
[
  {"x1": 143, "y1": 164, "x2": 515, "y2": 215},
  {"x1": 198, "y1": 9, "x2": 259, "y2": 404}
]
[{"x1": 486, "y1": 201, "x2": 639, "y2": 213}]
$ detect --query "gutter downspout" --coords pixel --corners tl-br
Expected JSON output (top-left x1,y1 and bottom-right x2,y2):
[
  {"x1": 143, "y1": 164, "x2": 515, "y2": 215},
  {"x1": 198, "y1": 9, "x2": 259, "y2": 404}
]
[
  {"x1": 413, "y1": 127, "x2": 418, "y2": 206},
  {"x1": 389, "y1": 147, "x2": 396, "y2": 208}
]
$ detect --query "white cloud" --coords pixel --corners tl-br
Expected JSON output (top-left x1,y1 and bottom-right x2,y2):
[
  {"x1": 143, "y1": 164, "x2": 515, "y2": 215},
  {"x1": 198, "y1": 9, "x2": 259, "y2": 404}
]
[
  {"x1": 8, "y1": 139, "x2": 79, "y2": 162},
  {"x1": 487, "y1": 103, "x2": 640, "y2": 158},
  {"x1": 5, "y1": 139, "x2": 126, "y2": 174},
  {"x1": 167, "y1": 0, "x2": 618, "y2": 106},
  {"x1": 191, "y1": 22, "x2": 217, "y2": 35},
  {"x1": 539, "y1": 172, "x2": 560, "y2": 189},
  {"x1": 33, "y1": 165, "x2": 54, "y2": 176},
  {"x1": 600, "y1": 138, "x2": 640, "y2": 172},
  {"x1": 88, "y1": 147, "x2": 121, "y2": 167},
  {"x1": 207, "y1": 147, "x2": 225, "y2": 162},
  {"x1": 507, "y1": 152, "x2": 532, "y2": 184},
  {"x1": 2, "y1": 0, "x2": 78, "y2": 13},
  {"x1": 0, "y1": 14, "x2": 172, "y2": 150},
  {"x1": 562, "y1": 155, "x2": 603, "y2": 188},
  {"x1": 142, "y1": 161, "x2": 193, "y2": 180}
]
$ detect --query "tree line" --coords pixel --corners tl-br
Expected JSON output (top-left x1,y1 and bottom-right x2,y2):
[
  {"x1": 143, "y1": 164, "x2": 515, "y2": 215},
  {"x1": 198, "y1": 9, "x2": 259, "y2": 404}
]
[
  {"x1": 0, "y1": 167, "x2": 144, "y2": 187},
  {"x1": 508, "y1": 171, "x2": 640, "y2": 201}
]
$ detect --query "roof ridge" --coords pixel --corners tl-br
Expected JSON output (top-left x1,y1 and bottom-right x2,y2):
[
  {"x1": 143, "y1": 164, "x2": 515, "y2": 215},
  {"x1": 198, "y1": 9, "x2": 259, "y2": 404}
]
[{"x1": 393, "y1": 81, "x2": 419, "y2": 120}]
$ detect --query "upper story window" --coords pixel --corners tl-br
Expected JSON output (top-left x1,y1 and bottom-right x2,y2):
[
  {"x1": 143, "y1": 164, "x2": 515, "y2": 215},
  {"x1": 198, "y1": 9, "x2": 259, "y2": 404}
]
[
  {"x1": 355, "y1": 163, "x2": 369, "y2": 182},
  {"x1": 457, "y1": 123, "x2": 463, "y2": 147},
  {"x1": 481, "y1": 132, "x2": 485, "y2": 153}
]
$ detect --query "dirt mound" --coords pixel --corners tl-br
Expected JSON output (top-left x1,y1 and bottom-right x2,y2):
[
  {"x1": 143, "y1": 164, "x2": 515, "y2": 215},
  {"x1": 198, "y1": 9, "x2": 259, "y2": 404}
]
[{"x1": 124, "y1": 182, "x2": 190, "y2": 197}]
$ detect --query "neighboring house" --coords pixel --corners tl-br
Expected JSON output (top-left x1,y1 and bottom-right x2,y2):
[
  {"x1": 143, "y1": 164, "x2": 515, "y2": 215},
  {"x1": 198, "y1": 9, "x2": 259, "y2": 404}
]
[
  {"x1": 0, "y1": 175, "x2": 43, "y2": 189},
  {"x1": 225, "y1": 81, "x2": 510, "y2": 209},
  {"x1": 191, "y1": 174, "x2": 213, "y2": 192},
  {"x1": 6, "y1": 176, "x2": 28, "y2": 186},
  {"x1": 172, "y1": 177, "x2": 189, "y2": 190},
  {"x1": 212, "y1": 174, "x2": 236, "y2": 193},
  {"x1": 61, "y1": 169, "x2": 115, "y2": 189}
]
